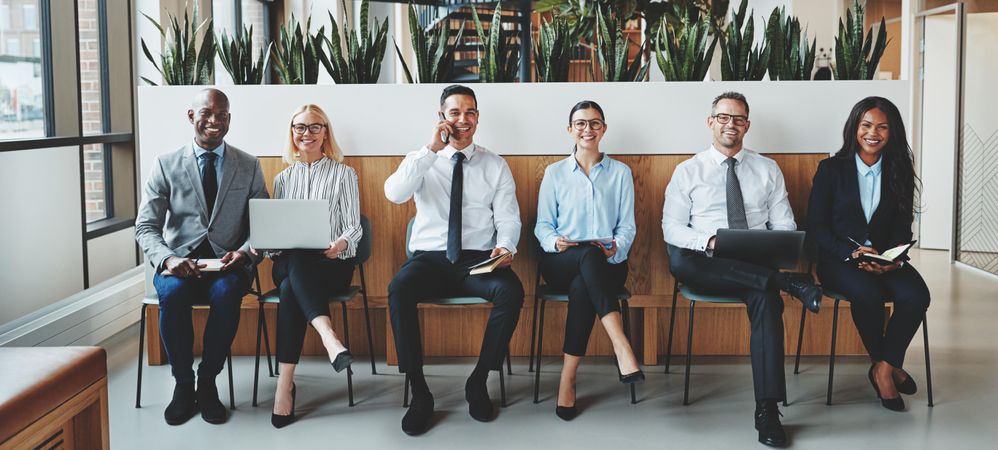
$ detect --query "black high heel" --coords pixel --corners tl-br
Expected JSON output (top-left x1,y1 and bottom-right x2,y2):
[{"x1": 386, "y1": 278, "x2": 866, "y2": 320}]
[
  {"x1": 868, "y1": 365, "x2": 905, "y2": 412},
  {"x1": 619, "y1": 369, "x2": 645, "y2": 384},
  {"x1": 332, "y1": 350, "x2": 353, "y2": 373},
  {"x1": 271, "y1": 383, "x2": 297, "y2": 428},
  {"x1": 895, "y1": 369, "x2": 918, "y2": 395},
  {"x1": 556, "y1": 383, "x2": 577, "y2": 421}
]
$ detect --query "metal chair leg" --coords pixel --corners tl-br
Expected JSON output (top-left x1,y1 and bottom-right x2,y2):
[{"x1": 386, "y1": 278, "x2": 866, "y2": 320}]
[
  {"x1": 683, "y1": 301, "x2": 696, "y2": 406},
  {"x1": 826, "y1": 299, "x2": 841, "y2": 406},
  {"x1": 359, "y1": 265, "x2": 377, "y2": 375},
  {"x1": 135, "y1": 304, "x2": 147, "y2": 408},
  {"x1": 341, "y1": 302, "x2": 355, "y2": 407},
  {"x1": 529, "y1": 276, "x2": 541, "y2": 373},
  {"x1": 499, "y1": 360, "x2": 507, "y2": 407},
  {"x1": 227, "y1": 353, "x2": 235, "y2": 409},
  {"x1": 261, "y1": 310, "x2": 274, "y2": 378},
  {"x1": 793, "y1": 306, "x2": 807, "y2": 375},
  {"x1": 403, "y1": 373, "x2": 410, "y2": 407},
  {"x1": 506, "y1": 345, "x2": 513, "y2": 375},
  {"x1": 253, "y1": 301, "x2": 264, "y2": 407},
  {"x1": 621, "y1": 300, "x2": 637, "y2": 404},
  {"x1": 923, "y1": 316, "x2": 934, "y2": 407},
  {"x1": 533, "y1": 299, "x2": 547, "y2": 404},
  {"x1": 665, "y1": 281, "x2": 679, "y2": 374}
]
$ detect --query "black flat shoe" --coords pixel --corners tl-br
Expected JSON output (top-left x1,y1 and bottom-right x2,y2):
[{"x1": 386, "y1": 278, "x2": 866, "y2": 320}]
[
  {"x1": 619, "y1": 369, "x2": 645, "y2": 384},
  {"x1": 271, "y1": 384, "x2": 296, "y2": 429},
  {"x1": 196, "y1": 379, "x2": 228, "y2": 424},
  {"x1": 465, "y1": 378, "x2": 495, "y2": 422},
  {"x1": 784, "y1": 272, "x2": 821, "y2": 314},
  {"x1": 755, "y1": 401, "x2": 788, "y2": 448},
  {"x1": 332, "y1": 350, "x2": 354, "y2": 373},
  {"x1": 401, "y1": 393, "x2": 434, "y2": 436},
  {"x1": 868, "y1": 365, "x2": 906, "y2": 412},
  {"x1": 164, "y1": 382, "x2": 197, "y2": 426},
  {"x1": 895, "y1": 370, "x2": 918, "y2": 395}
]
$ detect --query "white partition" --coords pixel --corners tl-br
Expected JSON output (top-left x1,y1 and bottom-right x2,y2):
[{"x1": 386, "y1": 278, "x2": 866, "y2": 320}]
[{"x1": 919, "y1": 16, "x2": 958, "y2": 250}]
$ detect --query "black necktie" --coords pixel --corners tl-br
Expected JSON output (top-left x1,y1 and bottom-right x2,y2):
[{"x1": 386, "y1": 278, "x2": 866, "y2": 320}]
[
  {"x1": 202, "y1": 151, "x2": 218, "y2": 217},
  {"x1": 724, "y1": 157, "x2": 748, "y2": 229},
  {"x1": 447, "y1": 152, "x2": 466, "y2": 263}
]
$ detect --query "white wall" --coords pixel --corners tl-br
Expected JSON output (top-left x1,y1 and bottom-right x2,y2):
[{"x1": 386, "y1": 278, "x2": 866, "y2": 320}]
[
  {"x1": 919, "y1": 15, "x2": 957, "y2": 250},
  {"x1": 87, "y1": 228, "x2": 138, "y2": 286}
]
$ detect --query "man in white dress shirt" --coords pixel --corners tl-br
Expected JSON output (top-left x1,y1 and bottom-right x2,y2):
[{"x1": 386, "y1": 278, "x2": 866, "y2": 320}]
[
  {"x1": 384, "y1": 85, "x2": 524, "y2": 435},
  {"x1": 662, "y1": 92, "x2": 822, "y2": 448}
]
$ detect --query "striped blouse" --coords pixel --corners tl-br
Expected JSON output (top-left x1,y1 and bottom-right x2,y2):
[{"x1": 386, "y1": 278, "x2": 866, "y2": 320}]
[{"x1": 272, "y1": 157, "x2": 362, "y2": 259}]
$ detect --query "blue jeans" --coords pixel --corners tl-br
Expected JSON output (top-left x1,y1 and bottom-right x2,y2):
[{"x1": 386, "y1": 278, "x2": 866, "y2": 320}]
[{"x1": 153, "y1": 268, "x2": 250, "y2": 384}]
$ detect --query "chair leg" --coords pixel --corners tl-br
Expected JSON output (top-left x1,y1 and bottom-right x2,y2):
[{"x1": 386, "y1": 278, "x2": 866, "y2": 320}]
[
  {"x1": 342, "y1": 302, "x2": 355, "y2": 407},
  {"x1": 135, "y1": 304, "x2": 147, "y2": 408},
  {"x1": 499, "y1": 361, "x2": 507, "y2": 407},
  {"x1": 402, "y1": 373, "x2": 410, "y2": 407},
  {"x1": 621, "y1": 300, "x2": 637, "y2": 405},
  {"x1": 506, "y1": 345, "x2": 513, "y2": 375},
  {"x1": 683, "y1": 301, "x2": 696, "y2": 406},
  {"x1": 665, "y1": 281, "x2": 679, "y2": 374},
  {"x1": 528, "y1": 290, "x2": 539, "y2": 373},
  {"x1": 922, "y1": 316, "x2": 934, "y2": 407},
  {"x1": 533, "y1": 299, "x2": 547, "y2": 404},
  {"x1": 826, "y1": 299, "x2": 841, "y2": 406},
  {"x1": 359, "y1": 265, "x2": 377, "y2": 375},
  {"x1": 227, "y1": 353, "x2": 235, "y2": 409},
  {"x1": 793, "y1": 306, "x2": 807, "y2": 375},
  {"x1": 253, "y1": 301, "x2": 264, "y2": 407},
  {"x1": 261, "y1": 307, "x2": 274, "y2": 377}
]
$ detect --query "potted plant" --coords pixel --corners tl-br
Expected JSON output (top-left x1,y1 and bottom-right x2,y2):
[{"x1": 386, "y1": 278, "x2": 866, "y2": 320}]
[
  {"x1": 834, "y1": 0, "x2": 888, "y2": 80},
  {"x1": 394, "y1": 2, "x2": 464, "y2": 83},
  {"x1": 471, "y1": 2, "x2": 520, "y2": 83},
  {"x1": 139, "y1": 8, "x2": 215, "y2": 85},
  {"x1": 323, "y1": 0, "x2": 390, "y2": 84},
  {"x1": 217, "y1": 24, "x2": 271, "y2": 84},
  {"x1": 719, "y1": 0, "x2": 769, "y2": 81}
]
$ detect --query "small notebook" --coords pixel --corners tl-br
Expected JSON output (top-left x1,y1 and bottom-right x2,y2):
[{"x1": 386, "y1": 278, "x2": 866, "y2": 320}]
[
  {"x1": 469, "y1": 252, "x2": 513, "y2": 275},
  {"x1": 162, "y1": 258, "x2": 224, "y2": 275},
  {"x1": 849, "y1": 240, "x2": 916, "y2": 266}
]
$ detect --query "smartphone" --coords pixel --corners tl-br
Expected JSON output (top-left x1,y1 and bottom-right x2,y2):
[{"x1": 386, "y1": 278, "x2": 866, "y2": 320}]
[{"x1": 438, "y1": 112, "x2": 450, "y2": 144}]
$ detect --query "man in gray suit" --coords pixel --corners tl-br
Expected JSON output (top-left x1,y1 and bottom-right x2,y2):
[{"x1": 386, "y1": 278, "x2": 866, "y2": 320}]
[{"x1": 136, "y1": 88, "x2": 268, "y2": 425}]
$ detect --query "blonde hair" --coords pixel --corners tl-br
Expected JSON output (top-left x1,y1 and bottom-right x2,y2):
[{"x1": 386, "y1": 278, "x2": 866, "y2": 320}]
[{"x1": 284, "y1": 104, "x2": 344, "y2": 164}]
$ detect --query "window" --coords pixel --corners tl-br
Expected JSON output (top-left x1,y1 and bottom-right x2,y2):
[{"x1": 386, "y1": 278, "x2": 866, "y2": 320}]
[
  {"x1": 83, "y1": 143, "x2": 110, "y2": 222},
  {"x1": 23, "y1": 4, "x2": 36, "y2": 30},
  {"x1": 78, "y1": 0, "x2": 105, "y2": 135},
  {"x1": 0, "y1": 6, "x2": 9, "y2": 29},
  {"x1": 0, "y1": 0, "x2": 46, "y2": 140},
  {"x1": 6, "y1": 38, "x2": 19, "y2": 55}
]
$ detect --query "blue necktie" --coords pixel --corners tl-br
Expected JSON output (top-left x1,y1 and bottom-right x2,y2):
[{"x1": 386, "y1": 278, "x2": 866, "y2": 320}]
[{"x1": 447, "y1": 152, "x2": 466, "y2": 263}]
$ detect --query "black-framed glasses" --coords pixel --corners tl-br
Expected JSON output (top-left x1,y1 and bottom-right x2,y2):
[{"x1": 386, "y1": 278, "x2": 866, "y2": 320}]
[
  {"x1": 571, "y1": 119, "x2": 606, "y2": 131},
  {"x1": 712, "y1": 113, "x2": 749, "y2": 126},
  {"x1": 291, "y1": 123, "x2": 326, "y2": 135}
]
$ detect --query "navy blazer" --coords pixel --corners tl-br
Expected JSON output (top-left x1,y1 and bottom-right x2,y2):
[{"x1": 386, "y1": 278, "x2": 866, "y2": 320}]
[{"x1": 807, "y1": 155, "x2": 914, "y2": 263}]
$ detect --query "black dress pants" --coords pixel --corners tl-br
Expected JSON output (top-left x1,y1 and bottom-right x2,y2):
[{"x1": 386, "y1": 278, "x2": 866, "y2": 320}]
[
  {"x1": 272, "y1": 250, "x2": 355, "y2": 365},
  {"x1": 668, "y1": 245, "x2": 786, "y2": 402},
  {"x1": 539, "y1": 246, "x2": 629, "y2": 357},
  {"x1": 388, "y1": 250, "x2": 525, "y2": 373},
  {"x1": 817, "y1": 260, "x2": 930, "y2": 369}
]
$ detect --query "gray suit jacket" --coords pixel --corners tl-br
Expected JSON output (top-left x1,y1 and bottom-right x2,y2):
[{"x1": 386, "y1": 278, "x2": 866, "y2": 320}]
[{"x1": 135, "y1": 143, "x2": 269, "y2": 271}]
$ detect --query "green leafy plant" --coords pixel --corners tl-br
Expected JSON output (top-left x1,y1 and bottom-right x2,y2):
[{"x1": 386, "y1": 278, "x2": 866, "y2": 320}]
[
  {"x1": 654, "y1": 3, "x2": 717, "y2": 81},
  {"x1": 394, "y1": 2, "x2": 464, "y2": 84},
  {"x1": 595, "y1": 5, "x2": 649, "y2": 82},
  {"x1": 766, "y1": 6, "x2": 815, "y2": 80},
  {"x1": 271, "y1": 15, "x2": 331, "y2": 84},
  {"x1": 534, "y1": 16, "x2": 577, "y2": 82},
  {"x1": 217, "y1": 25, "x2": 271, "y2": 84},
  {"x1": 471, "y1": 3, "x2": 520, "y2": 83},
  {"x1": 139, "y1": 8, "x2": 215, "y2": 85},
  {"x1": 323, "y1": 0, "x2": 390, "y2": 84},
  {"x1": 834, "y1": 0, "x2": 888, "y2": 80},
  {"x1": 719, "y1": 0, "x2": 769, "y2": 81}
]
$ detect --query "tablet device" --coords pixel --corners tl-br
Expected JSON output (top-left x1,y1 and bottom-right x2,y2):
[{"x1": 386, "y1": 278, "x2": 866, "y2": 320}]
[{"x1": 566, "y1": 236, "x2": 614, "y2": 245}]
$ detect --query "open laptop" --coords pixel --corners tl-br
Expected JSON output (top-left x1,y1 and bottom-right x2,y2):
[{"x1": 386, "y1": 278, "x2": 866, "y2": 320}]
[
  {"x1": 713, "y1": 229, "x2": 806, "y2": 270},
  {"x1": 249, "y1": 199, "x2": 331, "y2": 250}
]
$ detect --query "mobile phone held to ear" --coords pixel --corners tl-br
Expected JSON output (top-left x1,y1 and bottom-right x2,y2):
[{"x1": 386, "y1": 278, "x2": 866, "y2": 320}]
[{"x1": 438, "y1": 112, "x2": 450, "y2": 144}]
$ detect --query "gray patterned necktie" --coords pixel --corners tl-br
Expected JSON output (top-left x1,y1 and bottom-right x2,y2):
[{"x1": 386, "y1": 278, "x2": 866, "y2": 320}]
[{"x1": 724, "y1": 157, "x2": 748, "y2": 229}]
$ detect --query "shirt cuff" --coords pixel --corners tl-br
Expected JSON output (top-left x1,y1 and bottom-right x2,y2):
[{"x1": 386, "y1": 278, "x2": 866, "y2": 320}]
[
  {"x1": 496, "y1": 241, "x2": 517, "y2": 255},
  {"x1": 541, "y1": 235, "x2": 559, "y2": 253}
]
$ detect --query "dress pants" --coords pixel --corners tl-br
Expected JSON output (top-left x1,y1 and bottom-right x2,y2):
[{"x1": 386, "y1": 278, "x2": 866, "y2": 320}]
[
  {"x1": 817, "y1": 261, "x2": 930, "y2": 369},
  {"x1": 272, "y1": 250, "x2": 355, "y2": 365},
  {"x1": 539, "y1": 246, "x2": 629, "y2": 356},
  {"x1": 668, "y1": 245, "x2": 786, "y2": 402},
  {"x1": 388, "y1": 250, "x2": 525, "y2": 373},
  {"x1": 153, "y1": 268, "x2": 250, "y2": 384}
]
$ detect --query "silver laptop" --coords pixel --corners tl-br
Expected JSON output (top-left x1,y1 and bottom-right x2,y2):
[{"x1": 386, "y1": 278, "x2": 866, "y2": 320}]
[{"x1": 249, "y1": 199, "x2": 331, "y2": 250}]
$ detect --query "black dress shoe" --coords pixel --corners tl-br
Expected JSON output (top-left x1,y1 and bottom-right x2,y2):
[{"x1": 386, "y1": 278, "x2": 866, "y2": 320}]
[
  {"x1": 465, "y1": 378, "x2": 495, "y2": 422},
  {"x1": 555, "y1": 405, "x2": 578, "y2": 421},
  {"x1": 895, "y1": 370, "x2": 917, "y2": 395},
  {"x1": 271, "y1": 384, "x2": 296, "y2": 429},
  {"x1": 784, "y1": 272, "x2": 821, "y2": 314},
  {"x1": 619, "y1": 369, "x2": 646, "y2": 384},
  {"x1": 401, "y1": 393, "x2": 434, "y2": 436},
  {"x1": 868, "y1": 365, "x2": 906, "y2": 412},
  {"x1": 332, "y1": 350, "x2": 354, "y2": 373},
  {"x1": 164, "y1": 382, "x2": 197, "y2": 425},
  {"x1": 197, "y1": 379, "x2": 228, "y2": 424},
  {"x1": 754, "y1": 401, "x2": 788, "y2": 448}
]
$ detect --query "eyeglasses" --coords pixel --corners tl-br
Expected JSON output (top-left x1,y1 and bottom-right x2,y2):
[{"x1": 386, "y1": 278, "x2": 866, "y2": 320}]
[
  {"x1": 571, "y1": 119, "x2": 606, "y2": 131},
  {"x1": 291, "y1": 123, "x2": 326, "y2": 135},
  {"x1": 712, "y1": 113, "x2": 749, "y2": 126}
]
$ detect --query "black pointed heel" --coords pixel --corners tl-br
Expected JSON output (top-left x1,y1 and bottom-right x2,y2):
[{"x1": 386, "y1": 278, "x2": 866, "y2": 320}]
[
  {"x1": 332, "y1": 350, "x2": 353, "y2": 373},
  {"x1": 271, "y1": 383, "x2": 296, "y2": 428},
  {"x1": 868, "y1": 365, "x2": 905, "y2": 412},
  {"x1": 619, "y1": 369, "x2": 645, "y2": 384},
  {"x1": 895, "y1": 370, "x2": 917, "y2": 395},
  {"x1": 555, "y1": 405, "x2": 578, "y2": 421}
]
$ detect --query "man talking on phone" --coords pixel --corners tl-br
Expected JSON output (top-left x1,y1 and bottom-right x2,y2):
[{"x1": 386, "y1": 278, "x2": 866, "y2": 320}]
[{"x1": 384, "y1": 85, "x2": 524, "y2": 435}]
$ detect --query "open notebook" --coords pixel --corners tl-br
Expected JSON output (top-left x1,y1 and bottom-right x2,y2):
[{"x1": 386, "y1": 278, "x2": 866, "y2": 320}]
[
  {"x1": 469, "y1": 252, "x2": 513, "y2": 275},
  {"x1": 849, "y1": 241, "x2": 916, "y2": 266}
]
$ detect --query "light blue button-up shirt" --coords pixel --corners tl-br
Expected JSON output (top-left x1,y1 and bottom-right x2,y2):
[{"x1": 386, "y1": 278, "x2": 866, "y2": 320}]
[
  {"x1": 193, "y1": 140, "x2": 225, "y2": 185},
  {"x1": 855, "y1": 153, "x2": 882, "y2": 245},
  {"x1": 535, "y1": 153, "x2": 636, "y2": 264}
]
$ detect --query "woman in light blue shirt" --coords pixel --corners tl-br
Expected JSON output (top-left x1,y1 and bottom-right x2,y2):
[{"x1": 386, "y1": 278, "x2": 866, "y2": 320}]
[{"x1": 534, "y1": 101, "x2": 641, "y2": 421}]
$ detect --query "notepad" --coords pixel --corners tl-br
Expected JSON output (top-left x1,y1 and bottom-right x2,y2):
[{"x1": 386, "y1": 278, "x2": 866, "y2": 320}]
[
  {"x1": 849, "y1": 241, "x2": 916, "y2": 266},
  {"x1": 469, "y1": 252, "x2": 513, "y2": 275},
  {"x1": 162, "y1": 258, "x2": 225, "y2": 275},
  {"x1": 565, "y1": 236, "x2": 614, "y2": 245}
]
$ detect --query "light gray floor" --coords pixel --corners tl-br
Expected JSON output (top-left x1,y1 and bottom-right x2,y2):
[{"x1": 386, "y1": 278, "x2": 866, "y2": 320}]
[{"x1": 104, "y1": 250, "x2": 998, "y2": 449}]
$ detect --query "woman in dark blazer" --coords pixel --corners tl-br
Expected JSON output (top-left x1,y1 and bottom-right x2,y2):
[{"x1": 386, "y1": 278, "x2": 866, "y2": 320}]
[{"x1": 807, "y1": 96, "x2": 930, "y2": 411}]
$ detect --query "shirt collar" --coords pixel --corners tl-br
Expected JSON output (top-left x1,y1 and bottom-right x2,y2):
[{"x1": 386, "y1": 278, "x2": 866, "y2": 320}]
[
  {"x1": 855, "y1": 153, "x2": 883, "y2": 177},
  {"x1": 293, "y1": 155, "x2": 329, "y2": 168},
  {"x1": 708, "y1": 145, "x2": 745, "y2": 165},
  {"x1": 569, "y1": 151, "x2": 609, "y2": 173},
  {"x1": 192, "y1": 140, "x2": 225, "y2": 159},
  {"x1": 440, "y1": 143, "x2": 477, "y2": 161}
]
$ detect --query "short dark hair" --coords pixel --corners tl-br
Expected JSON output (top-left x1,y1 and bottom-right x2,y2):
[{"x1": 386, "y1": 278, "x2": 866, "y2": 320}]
[
  {"x1": 712, "y1": 91, "x2": 749, "y2": 116},
  {"x1": 568, "y1": 100, "x2": 605, "y2": 123},
  {"x1": 440, "y1": 84, "x2": 477, "y2": 109}
]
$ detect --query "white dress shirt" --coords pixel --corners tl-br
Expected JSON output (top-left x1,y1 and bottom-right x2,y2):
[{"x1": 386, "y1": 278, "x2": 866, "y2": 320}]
[
  {"x1": 662, "y1": 146, "x2": 796, "y2": 251},
  {"x1": 384, "y1": 143, "x2": 521, "y2": 254}
]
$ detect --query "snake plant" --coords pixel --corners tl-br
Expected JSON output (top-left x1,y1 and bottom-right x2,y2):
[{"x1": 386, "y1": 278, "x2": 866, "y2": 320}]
[
  {"x1": 323, "y1": 0, "x2": 390, "y2": 84},
  {"x1": 535, "y1": 16, "x2": 577, "y2": 82},
  {"x1": 471, "y1": 2, "x2": 520, "y2": 83},
  {"x1": 394, "y1": 2, "x2": 464, "y2": 84},
  {"x1": 139, "y1": 8, "x2": 215, "y2": 85},
  {"x1": 271, "y1": 15, "x2": 331, "y2": 84},
  {"x1": 834, "y1": 0, "x2": 888, "y2": 80},
  {"x1": 217, "y1": 24, "x2": 271, "y2": 84},
  {"x1": 719, "y1": 0, "x2": 769, "y2": 81},
  {"x1": 766, "y1": 6, "x2": 815, "y2": 81},
  {"x1": 654, "y1": 3, "x2": 717, "y2": 81},
  {"x1": 595, "y1": 5, "x2": 648, "y2": 82}
]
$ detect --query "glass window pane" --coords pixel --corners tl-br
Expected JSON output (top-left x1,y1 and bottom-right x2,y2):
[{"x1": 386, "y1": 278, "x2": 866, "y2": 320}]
[
  {"x1": 78, "y1": 0, "x2": 104, "y2": 135},
  {"x1": 83, "y1": 143, "x2": 108, "y2": 222},
  {"x1": 0, "y1": 0, "x2": 45, "y2": 140}
]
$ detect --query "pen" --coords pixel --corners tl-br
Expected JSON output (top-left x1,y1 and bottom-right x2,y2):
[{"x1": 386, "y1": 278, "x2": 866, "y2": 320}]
[{"x1": 846, "y1": 236, "x2": 864, "y2": 248}]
